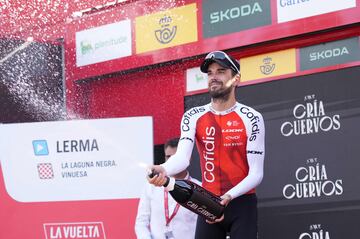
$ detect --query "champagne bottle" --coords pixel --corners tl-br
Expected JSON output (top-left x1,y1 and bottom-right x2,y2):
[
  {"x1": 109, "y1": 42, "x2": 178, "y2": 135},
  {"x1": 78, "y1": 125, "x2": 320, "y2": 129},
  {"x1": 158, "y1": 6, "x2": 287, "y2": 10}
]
[{"x1": 149, "y1": 172, "x2": 224, "y2": 221}]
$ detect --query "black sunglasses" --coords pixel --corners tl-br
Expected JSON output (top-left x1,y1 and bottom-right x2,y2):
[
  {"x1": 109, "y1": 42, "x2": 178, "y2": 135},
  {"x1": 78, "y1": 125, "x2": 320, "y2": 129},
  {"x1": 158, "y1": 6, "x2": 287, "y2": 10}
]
[{"x1": 205, "y1": 51, "x2": 240, "y2": 74}]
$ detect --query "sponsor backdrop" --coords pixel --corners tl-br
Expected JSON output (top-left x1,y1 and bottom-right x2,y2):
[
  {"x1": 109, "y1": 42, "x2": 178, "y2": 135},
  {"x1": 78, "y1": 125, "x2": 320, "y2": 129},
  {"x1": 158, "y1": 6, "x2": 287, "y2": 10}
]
[
  {"x1": 76, "y1": 20, "x2": 132, "y2": 67},
  {"x1": 0, "y1": 117, "x2": 153, "y2": 238},
  {"x1": 185, "y1": 66, "x2": 360, "y2": 238},
  {"x1": 185, "y1": 36, "x2": 360, "y2": 94},
  {"x1": 300, "y1": 37, "x2": 360, "y2": 71},
  {"x1": 135, "y1": 3, "x2": 198, "y2": 54},
  {"x1": 240, "y1": 48, "x2": 297, "y2": 82},
  {"x1": 186, "y1": 67, "x2": 208, "y2": 93},
  {"x1": 277, "y1": 0, "x2": 357, "y2": 23},
  {"x1": 66, "y1": 0, "x2": 360, "y2": 81},
  {"x1": 202, "y1": 0, "x2": 272, "y2": 38}
]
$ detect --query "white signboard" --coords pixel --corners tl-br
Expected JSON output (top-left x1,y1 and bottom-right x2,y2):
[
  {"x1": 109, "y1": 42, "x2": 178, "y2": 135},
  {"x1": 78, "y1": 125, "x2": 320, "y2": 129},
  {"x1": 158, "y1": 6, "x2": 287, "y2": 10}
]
[
  {"x1": 76, "y1": 20, "x2": 132, "y2": 67},
  {"x1": 0, "y1": 117, "x2": 153, "y2": 202},
  {"x1": 186, "y1": 67, "x2": 208, "y2": 93},
  {"x1": 277, "y1": 0, "x2": 356, "y2": 23}
]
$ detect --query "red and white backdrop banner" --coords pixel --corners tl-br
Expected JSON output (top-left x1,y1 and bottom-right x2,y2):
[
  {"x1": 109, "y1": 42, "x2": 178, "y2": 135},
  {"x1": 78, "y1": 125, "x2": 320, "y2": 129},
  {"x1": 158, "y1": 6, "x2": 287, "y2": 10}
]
[
  {"x1": 0, "y1": 117, "x2": 153, "y2": 239},
  {"x1": 65, "y1": 0, "x2": 360, "y2": 81}
]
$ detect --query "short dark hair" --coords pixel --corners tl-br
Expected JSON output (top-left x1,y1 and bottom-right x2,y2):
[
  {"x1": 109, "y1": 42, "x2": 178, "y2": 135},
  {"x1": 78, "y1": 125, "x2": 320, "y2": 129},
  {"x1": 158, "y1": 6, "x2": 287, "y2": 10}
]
[{"x1": 164, "y1": 137, "x2": 179, "y2": 149}]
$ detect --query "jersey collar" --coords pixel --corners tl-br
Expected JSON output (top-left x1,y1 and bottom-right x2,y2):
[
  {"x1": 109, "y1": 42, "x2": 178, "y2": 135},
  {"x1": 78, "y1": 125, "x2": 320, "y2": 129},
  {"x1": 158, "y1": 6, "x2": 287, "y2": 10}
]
[{"x1": 209, "y1": 102, "x2": 238, "y2": 115}]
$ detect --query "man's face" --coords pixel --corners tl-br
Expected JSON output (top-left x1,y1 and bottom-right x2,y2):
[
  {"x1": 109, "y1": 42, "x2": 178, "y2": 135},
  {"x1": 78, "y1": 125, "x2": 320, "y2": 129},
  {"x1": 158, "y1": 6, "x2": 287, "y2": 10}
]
[
  {"x1": 207, "y1": 62, "x2": 235, "y2": 99},
  {"x1": 164, "y1": 146, "x2": 177, "y2": 162}
]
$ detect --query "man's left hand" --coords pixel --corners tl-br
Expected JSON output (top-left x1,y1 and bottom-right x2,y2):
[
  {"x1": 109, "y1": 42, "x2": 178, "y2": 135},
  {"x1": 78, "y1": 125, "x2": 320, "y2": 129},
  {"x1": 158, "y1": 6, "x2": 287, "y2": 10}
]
[{"x1": 206, "y1": 194, "x2": 232, "y2": 224}]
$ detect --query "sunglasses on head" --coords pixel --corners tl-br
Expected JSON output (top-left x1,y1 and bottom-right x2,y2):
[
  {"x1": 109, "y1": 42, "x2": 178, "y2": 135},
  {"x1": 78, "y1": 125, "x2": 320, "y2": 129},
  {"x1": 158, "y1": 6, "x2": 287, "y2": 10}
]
[{"x1": 205, "y1": 51, "x2": 240, "y2": 74}]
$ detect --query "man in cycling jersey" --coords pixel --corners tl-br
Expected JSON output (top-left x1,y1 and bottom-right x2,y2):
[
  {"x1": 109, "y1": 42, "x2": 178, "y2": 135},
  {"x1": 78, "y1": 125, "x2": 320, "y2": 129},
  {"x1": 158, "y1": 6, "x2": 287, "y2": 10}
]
[{"x1": 149, "y1": 50, "x2": 265, "y2": 239}]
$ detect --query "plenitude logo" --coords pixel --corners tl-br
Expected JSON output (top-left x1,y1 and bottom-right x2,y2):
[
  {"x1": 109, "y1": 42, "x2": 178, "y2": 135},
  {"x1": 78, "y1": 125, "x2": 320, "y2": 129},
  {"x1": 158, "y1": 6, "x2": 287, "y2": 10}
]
[
  {"x1": 43, "y1": 222, "x2": 106, "y2": 239},
  {"x1": 186, "y1": 67, "x2": 208, "y2": 93},
  {"x1": 280, "y1": 94, "x2": 341, "y2": 137},
  {"x1": 79, "y1": 37, "x2": 127, "y2": 56},
  {"x1": 283, "y1": 157, "x2": 343, "y2": 200},
  {"x1": 76, "y1": 20, "x2": 132, "y2": 67},
  {"x1": 299, "y1": 224, "x2": 330, "y2": 239}
]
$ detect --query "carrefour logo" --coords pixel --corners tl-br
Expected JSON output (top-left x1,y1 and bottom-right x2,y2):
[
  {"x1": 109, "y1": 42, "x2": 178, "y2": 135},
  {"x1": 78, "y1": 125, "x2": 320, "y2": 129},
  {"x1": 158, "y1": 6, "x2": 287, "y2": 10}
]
[
  {"x1": 277, "y1": 0, "x2": 356, "y2": 23},
  {"x1": 32, "y1": 140, "x2": 49, "y2": 156},
  {"x1": 279, "y1": 0, "x2": 309, "y2": 7}
]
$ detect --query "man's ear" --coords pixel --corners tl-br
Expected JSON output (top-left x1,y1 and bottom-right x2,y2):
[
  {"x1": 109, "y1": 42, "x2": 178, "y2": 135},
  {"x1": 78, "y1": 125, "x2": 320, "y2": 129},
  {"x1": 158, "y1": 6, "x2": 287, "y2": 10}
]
[{"x1": 234, "y1": 73, "x2": 241, "y2": 87}]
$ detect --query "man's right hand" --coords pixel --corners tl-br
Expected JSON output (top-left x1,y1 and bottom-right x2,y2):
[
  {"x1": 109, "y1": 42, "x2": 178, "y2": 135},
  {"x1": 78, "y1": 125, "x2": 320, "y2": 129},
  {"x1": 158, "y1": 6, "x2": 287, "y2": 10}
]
[{"x1": 147, "y1": 165, "x2": 168, "y2": 187}]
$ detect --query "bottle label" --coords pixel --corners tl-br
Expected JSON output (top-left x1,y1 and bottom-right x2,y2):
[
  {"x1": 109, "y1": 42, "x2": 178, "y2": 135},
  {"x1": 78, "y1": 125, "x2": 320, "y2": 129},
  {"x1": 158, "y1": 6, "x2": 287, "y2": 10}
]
[
  {"x1": 185, "y1": 200, "x2": 218, "y2": 221},
  {"x1": 183, "y1": 183, "x2": 224, "y2": 221}
]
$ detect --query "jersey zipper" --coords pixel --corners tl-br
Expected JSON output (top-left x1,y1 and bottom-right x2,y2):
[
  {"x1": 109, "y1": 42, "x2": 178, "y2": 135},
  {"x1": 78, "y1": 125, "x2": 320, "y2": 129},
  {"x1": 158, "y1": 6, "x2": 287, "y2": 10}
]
[{"x1": 218, "y1": 114, "x2": 222, "y2": 195}]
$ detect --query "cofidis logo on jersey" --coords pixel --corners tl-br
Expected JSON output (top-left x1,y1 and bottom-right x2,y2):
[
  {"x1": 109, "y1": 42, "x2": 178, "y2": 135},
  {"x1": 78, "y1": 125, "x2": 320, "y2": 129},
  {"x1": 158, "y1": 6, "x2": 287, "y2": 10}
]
[
  {"x1": 298, "y1": 224, "x2": 331, "y2": 239},
  {"x1": 135, "y1": 4, "x2": 197, "y2": 54},
  {"x1": 283, "y1": 157, "x2": 343, "y2": 200},
  {"x1": 43, "y1": 222, "x2": 106, "y2": 239},
  {"x1": 239, "y1": 106, "x2": 261, "y2": 142},
  {"x1": 280, "y1": 95, "x2": 341, "y2": 137},
  {"x1": 181, "y1": 107, "x2": 206, "y2": 132}
]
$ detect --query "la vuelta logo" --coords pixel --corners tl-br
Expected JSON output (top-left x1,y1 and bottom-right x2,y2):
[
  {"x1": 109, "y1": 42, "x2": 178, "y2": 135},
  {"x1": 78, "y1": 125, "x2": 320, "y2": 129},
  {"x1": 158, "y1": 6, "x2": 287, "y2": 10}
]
[
  {"x1": 283, "y1": 157, "x2": 343, "y2": 200},
  {"x1": 43, "y1": 222, "x2": 106, "y2": 239},
  {"x1": 299, "y1": 224, "x2": 330, "y2": 239},
  {"x1": 280, "y1": 95, "x2": 341, "y2": 136}
]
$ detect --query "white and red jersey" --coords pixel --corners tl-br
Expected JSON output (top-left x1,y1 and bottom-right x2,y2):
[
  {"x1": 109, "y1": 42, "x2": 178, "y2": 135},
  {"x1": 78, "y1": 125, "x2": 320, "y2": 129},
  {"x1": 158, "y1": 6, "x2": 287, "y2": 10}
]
[{"x1": 162, "y1": 102, "x2": 265, "y2": 199}]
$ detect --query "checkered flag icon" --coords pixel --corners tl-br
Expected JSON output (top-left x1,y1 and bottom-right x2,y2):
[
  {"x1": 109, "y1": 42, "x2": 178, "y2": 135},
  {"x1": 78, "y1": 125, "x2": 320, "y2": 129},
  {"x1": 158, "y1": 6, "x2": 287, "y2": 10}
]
[{"x1": 37, "y1": 163, "x2": 54, "y2": 179}]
